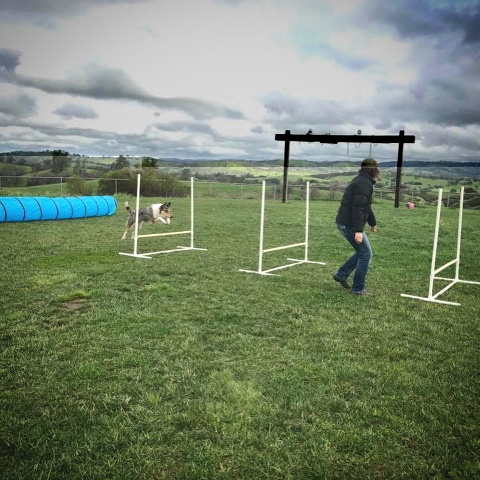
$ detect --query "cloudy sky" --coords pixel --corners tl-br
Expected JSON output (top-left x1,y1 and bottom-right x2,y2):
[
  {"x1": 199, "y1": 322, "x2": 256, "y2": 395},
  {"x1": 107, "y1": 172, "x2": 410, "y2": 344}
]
[{"x1": 0, "y1": 0, "x2": 479, "y2": 162}]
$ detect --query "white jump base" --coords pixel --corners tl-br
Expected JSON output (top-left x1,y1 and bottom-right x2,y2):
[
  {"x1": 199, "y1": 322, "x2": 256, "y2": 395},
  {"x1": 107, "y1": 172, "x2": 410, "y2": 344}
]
[
  {"x1": 401, "y1": 186, "x2": 479, "y2": 306},
  {"x1": 240, "y1": 181, "x2": 326, "y2": 276},
  {"x1": 119, "y1": 174, "x2": 207, "y2": 259}
]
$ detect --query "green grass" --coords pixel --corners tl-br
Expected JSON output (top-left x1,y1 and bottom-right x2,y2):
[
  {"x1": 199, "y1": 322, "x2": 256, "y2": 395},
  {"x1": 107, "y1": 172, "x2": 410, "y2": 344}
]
[{"x1": 1, "y1": 196, "x2": 479, "y2": 479}]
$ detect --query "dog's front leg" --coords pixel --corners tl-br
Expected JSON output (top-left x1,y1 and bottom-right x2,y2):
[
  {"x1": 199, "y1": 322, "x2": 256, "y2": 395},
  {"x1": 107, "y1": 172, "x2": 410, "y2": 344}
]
[
  {"x1": 131, "y1": 221, "x2": 144, "y2": 238},
  {"x1": 121, "y1": 225, "x2": 130, "y2": 239}
]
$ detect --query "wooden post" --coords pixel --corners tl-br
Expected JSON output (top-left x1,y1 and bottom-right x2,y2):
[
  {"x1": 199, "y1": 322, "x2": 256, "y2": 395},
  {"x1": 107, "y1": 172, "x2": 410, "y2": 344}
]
[
  {"x1": 282, "y1": 129, "x2": 290, "y2": 203},
  {"x1": 394, "y1": 130, "x2": 405, "y2": 208}
]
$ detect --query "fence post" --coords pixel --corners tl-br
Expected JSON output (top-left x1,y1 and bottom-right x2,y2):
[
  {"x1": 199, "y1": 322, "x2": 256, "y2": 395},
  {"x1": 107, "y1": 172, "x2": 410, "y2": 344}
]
[{"x1": 60, "y1": 177, "x2": 63, "y2": 195}]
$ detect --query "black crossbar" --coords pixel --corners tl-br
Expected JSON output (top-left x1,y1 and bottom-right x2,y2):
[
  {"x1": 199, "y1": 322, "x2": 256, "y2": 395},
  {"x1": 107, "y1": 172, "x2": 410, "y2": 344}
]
[{"x1": 275, "y1": 133, "x2": 415, "y2": 144}]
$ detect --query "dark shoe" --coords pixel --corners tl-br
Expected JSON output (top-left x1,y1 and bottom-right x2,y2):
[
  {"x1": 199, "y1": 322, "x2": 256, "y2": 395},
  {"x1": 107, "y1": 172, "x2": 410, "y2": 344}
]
[
  {"x1": 351, "y1": 290, "x2": 374, "y2": 296},
  {"x1": 333, "y1": 274, "x2": 350, "y2": 289}
]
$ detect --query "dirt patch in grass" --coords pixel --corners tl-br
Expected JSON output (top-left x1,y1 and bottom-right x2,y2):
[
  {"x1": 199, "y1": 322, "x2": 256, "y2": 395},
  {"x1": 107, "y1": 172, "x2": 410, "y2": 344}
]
[{"x1": 63, "y1": 299, "x2": 87, "y2": 311}]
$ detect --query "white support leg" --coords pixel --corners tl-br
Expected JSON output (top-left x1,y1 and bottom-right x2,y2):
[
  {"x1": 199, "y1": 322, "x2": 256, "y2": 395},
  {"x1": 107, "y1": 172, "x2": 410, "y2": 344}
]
[
  {"x1": 429, "y1": 187, "x2": 443, "y2": 298},
  {"x1": 177, "y1": 177, "x2": 207, "y2": 253},
  {"x1": 119, "y1": 173, "x2": 147, "y2": 259},
  {"x1": 455, "y1": 186, "x2": 464, "y2": 282},
  {"x1": 240, "y1": 181, "x2": 273, "y2": 274},
  {"x1": 133, "y1": 173, "x2": 141, "y2": 256},
  {"x1": 288, "y1": 181, "x2": 326, "y2": 267}
]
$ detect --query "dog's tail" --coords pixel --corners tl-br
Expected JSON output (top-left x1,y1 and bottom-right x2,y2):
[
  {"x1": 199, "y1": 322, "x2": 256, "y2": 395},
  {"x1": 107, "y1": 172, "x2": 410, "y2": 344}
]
[{"x1": 125, "y1": 201, "x2": 132, "y2": 212}]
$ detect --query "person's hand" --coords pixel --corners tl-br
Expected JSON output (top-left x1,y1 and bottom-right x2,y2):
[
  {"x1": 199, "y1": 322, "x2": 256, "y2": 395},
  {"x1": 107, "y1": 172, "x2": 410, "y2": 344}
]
[
  {"x1": 355, "y1": 232, "x2": 363, "y2": 244},
  {"x1": 370, "y1": 226, "x2": 377, "y2": 232}
]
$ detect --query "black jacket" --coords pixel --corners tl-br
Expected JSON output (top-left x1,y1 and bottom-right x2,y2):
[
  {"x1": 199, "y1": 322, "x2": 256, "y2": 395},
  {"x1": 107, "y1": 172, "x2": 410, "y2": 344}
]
[{"x1": 335, "y1": 170, "x2": 377, "y2": 232}]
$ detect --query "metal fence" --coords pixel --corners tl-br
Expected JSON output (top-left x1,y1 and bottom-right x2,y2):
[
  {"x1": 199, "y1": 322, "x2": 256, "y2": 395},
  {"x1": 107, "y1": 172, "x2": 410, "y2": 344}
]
[{"x1": 0, "y1": 175, "x2": 478, "y2": 208}]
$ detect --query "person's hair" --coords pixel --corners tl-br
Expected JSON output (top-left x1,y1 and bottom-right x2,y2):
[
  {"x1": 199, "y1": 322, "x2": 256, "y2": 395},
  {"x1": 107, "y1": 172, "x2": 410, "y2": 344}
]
[{"x1": 359, "y1": 165, "x2": 380, "y2": 179}]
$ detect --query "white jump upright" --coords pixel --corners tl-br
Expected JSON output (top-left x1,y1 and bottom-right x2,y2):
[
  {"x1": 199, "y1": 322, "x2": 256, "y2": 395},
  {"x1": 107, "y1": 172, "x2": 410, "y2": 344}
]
[
  {"x1": 119, "y1": 174, "x2": 207, "y2": 259},
  {"x1": 240, "y1": 181, "x2": 326, "y2": 275},
  {"x1": 401, "y1": 186, "x2": 479, "y2": 306}
]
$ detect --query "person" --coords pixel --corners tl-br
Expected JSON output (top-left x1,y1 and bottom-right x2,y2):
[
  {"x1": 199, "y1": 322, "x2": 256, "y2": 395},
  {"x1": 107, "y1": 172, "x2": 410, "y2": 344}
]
[{"x1": 333, "y1": 158, "x2": 379, "y2": 296}]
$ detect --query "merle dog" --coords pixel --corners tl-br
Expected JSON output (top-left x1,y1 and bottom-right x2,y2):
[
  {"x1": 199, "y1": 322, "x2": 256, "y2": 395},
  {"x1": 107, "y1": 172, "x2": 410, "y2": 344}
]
[{"x1": 121, "y1": 201, "x2": 172, "y2": 239}]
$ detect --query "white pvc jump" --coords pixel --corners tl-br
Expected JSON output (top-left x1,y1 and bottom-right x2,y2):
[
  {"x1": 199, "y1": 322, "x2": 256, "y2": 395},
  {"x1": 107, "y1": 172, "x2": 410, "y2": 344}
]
[
  {"x1": 240, "y1": 181, "x2": 326, "y2": 275},
  {"x1": 119, "y1": 174, "x2": 206, "y2": 259},
  {"x1": 401, "y1": 186, "x2": 479, "y2": 306}
]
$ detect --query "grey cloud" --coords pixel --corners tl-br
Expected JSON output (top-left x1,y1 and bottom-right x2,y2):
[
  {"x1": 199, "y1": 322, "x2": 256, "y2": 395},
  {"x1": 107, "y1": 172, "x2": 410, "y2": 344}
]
[
  {"x1": 0, "y1": 93, "x2": 36, "y2": 118},
  {"x1": 251, "y1": 125, "x2": 263, "y2": 134},
  {"x1": 0, "y1": 48, "x2": 21, "y2": 74},
  {"x1": 0, "y1": 118, "x2": 116, "y2": 140},
  {"x1": 374, "y1": 38, "x2": 480, "y2": 129},
  {"x1": 419, "y1": 126, "x2": 480, "y2": 151},
  {"x1": 262, "y1": 34, "x2": 480, "y2": 133},
  {"x1": 371, "y1": 80, "x2": 480, "y2": 128},
  {"x1": 2, "y1": 116, "x2": 479, "y2": 161},
  {"x1": 53, "y1": 103, "x2": 99, "y2": 120},
  {"x1": 259, "y1": 87, "x2": 480, "y2": 159},
  {"x1": 10, "y1": 63, "x2": 149, "y2": 99},
  {"x1": 357, "y1": 0, "x2": 480, "y2": 45},
  {"x1": 154, "y1": 121, "x2": 217, "y2": 136},
  {"x1": 261, "y1": 92, "x2": 362, "y2": 129},
  {"x1": 0, "y1": 117, "x2": 274, "y2": 159},
  {"x1": 371, "y1": 85, "x2": 475, "y2": 129},
  {"x1": 214, "y1": 0, "x2": 247, "y2": 5},
  {"x1": 0, "y1": 0, "x2": 151, "y2": 25},
  {"x1": 0, "y1": 54, "x2": 243, "y2": 120},
  {"x1": 423, "y1": 80, "x2": 480, "y2": 126},
  {"x1": 314, "y1": 44, "x2": 374, "y2": 71},
  {"x1": 350, "y1": 0, "x2": 480, "y2": 127},
  {"x1": 290, "y1": 29, "x2": 375, "y2": 71}
]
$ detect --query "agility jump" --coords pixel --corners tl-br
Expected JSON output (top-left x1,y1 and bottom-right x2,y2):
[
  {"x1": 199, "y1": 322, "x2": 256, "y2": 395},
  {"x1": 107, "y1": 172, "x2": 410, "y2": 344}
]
[
  {"x1": 240, "y1": 180, "x2": 326, "y2": 275},
  {"x1": 401, "y1": 186, "x2": 479, "y2": 306},
  {"x1": 119, "y1": 174, "x2": 206, "y2": 259}
]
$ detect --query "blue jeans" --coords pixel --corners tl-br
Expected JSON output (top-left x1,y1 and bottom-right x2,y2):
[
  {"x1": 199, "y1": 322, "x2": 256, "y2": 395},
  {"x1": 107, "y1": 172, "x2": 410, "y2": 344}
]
[{"x1": 335, "y1": 223, "x2": 373, "y2": 293}]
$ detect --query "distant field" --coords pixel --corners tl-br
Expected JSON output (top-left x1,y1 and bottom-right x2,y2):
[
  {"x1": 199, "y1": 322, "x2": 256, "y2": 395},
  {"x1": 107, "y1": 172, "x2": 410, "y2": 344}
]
[
  {"x1": 1, "y1": 194, "x2": 479, "y2": 479},
  {"x1": 0, "y1": 179, "x2": 100, "y2": 197}
]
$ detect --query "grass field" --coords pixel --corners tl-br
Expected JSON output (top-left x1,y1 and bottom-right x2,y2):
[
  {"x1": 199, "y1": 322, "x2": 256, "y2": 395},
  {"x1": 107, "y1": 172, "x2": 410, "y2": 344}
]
[{"x1": 1, "y1": 194, "x2": 479, "y2": 479}]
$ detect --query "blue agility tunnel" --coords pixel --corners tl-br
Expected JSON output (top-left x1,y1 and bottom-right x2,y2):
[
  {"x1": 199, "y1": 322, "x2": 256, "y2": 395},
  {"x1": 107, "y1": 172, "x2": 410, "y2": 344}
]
[{"x1": 0, "y1": 196, "x2": 117, "y2": 222}]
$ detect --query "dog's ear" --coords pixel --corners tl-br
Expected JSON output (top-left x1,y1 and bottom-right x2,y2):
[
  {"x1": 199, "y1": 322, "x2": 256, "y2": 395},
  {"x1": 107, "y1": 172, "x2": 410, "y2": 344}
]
[{"x1": 166, "y1": 202, "x2": 171, "y2": 207}]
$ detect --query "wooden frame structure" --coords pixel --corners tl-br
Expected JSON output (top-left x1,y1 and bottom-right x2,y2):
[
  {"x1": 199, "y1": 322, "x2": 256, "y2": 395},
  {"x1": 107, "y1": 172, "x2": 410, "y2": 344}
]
[{"x1": 275, "y1": 130, "x2": 415, "y2": 206}]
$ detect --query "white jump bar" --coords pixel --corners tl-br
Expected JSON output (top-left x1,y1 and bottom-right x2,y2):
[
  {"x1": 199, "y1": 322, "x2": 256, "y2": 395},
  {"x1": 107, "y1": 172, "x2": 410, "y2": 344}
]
[
  {"x1": 263, "y1": 242, "x2": 306, "y2": 254},
  {"x1": 138, "y1": 230, "x2": 192, "y2": 238}
]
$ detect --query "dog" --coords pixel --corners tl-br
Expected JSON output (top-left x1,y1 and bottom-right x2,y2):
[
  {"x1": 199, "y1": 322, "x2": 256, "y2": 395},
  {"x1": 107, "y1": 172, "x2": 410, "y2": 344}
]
[{"x1": 121, "y1": 201, "x2": 172, "y2": 239}]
